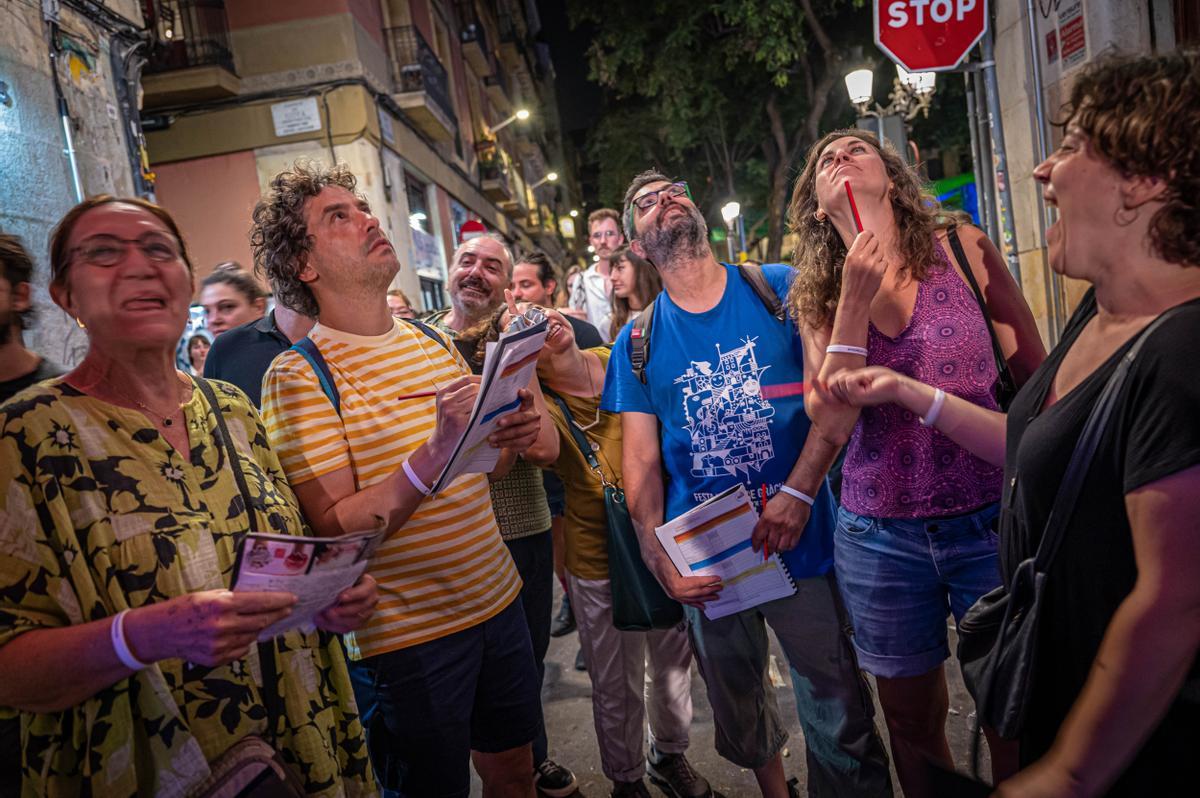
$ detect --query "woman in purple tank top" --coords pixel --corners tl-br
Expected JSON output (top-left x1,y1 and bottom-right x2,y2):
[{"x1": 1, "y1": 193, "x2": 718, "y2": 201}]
[{"x1": 786, "y1": 129, "x2": 1045, "y2": 796}]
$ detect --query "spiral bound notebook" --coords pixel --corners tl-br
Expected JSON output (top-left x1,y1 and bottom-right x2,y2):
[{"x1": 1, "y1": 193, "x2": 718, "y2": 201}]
[{"x1": 655, "y1": 484, "x2": 798, "y2": 620}]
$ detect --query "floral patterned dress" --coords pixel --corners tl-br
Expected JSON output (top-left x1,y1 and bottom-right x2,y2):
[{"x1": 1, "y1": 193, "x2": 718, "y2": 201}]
[{"x1": 0, "y1": 378, "x2": 375, "y2": 797}]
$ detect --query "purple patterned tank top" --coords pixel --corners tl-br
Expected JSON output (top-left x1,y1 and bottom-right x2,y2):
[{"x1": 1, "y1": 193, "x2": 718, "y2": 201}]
[{"x1": 841, "y1": 240, "x2": 1003, "y2": 518}]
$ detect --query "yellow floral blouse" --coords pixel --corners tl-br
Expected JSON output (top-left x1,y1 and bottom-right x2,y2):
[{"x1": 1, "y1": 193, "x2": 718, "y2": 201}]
[{"x1": 0, "y1": 378, "x2": 375, "y2": 797}]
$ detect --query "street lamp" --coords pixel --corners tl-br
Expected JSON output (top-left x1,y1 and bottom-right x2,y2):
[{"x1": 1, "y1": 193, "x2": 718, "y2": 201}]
[
  {"x1": 569, "y1": 209, "x2": 579, "y2": 218},
  {"x1": 720, "y1": 201, "x2": 741, "y2": 262},
  {"x1": 530, "y1": 171, "x2": 558, "y2": 190},
  {"x1": 844, "y1": 62, "x2": 936, "y2": 161},
  {"x1": 490, "y1": 108, "x2": 530, "y2": 134}
]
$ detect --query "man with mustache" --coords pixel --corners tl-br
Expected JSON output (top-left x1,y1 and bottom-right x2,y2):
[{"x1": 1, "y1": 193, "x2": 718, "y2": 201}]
[
  {"x1": 426, "y1": 236, "x2": 580, "y2": 798},
  {"x1": 256, "y1": 163, "x2": 546, "y2": 798},
  {"x1": 600, "y1": 171, "x2": 893, "y2": 797}
]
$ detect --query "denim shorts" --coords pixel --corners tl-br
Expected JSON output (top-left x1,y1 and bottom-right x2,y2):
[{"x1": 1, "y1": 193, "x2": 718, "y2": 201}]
[
  {"x1": 349, "y1": 597, "x2": 541, "y2": 798},
  {"x1": 834, "y1": 502, "x2": 1002, "y2": 679}
]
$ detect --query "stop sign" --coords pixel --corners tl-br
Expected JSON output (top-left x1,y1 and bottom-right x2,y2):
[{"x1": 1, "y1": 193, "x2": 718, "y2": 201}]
[{"x1": 875, "y1": 0, "x2": 988, "y2": 72}]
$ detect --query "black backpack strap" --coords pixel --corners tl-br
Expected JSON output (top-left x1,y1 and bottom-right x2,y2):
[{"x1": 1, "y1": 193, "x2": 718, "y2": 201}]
[
  {"x1": 289, "y1": 337, "x2": 340, "y2": 417},
  {"x1": 630, "y1": 299, "x2": 655, "y2": 385},
  {"x1": 737, "y1": 262, "x2": 786, "y2": 322},
  {"x1": 1033, "y1": 306, "x2": 1185, "y2": 572},
  {"x1": 542, "y1": 387, "x2": 602, "y2": 471},
  {"x1": 946, "y1": 225, "x2": 1017, "y2": 400},
  {"x1": 403, "y1": 317, "x2": 452, "y2": 354}
]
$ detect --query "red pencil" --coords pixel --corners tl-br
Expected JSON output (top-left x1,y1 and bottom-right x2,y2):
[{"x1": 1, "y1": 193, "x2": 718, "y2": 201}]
[
  {"x1": 396, "y1": 391, "x2": 437, "y2": 400},
  {"x1": 760, "y1": 485, "x2": 770, "y2": 561},
  {"x1": 844, "y1": 180, "x2": 864, "y2": 233}
]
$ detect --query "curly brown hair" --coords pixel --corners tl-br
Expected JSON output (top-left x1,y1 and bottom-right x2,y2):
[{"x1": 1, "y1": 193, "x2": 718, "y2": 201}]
[
  {"x1": 250, "y1": 161, "x2": 358, "y2": 317},
  {"x1": 1061, "y1": 49, "x2": 1199, "y2": 268},
  {"x1": 785, "y1": 129, "x2": 941, "y2": 330}
]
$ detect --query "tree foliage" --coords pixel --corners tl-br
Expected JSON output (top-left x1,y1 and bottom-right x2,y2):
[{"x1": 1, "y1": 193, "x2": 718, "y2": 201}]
[{"x1": 569, "y1": 0, "x2": 868, "y2": 261}]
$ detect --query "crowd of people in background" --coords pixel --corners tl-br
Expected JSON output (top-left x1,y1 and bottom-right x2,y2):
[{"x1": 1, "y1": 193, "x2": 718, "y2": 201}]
[{"x1": 0, "y1": 50, "x2": 1196, "y2": 798}]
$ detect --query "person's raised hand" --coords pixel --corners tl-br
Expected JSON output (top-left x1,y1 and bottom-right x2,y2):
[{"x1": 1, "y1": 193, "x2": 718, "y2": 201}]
[
  {"x1": 428, "y1": 375, "x2": 481, "y2": 456},
  {"x1": 839, "y1": 230, "x2": 889, "y2": 308}
]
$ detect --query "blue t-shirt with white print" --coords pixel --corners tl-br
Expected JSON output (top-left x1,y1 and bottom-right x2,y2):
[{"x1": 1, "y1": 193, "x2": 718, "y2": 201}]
[{"x1": 601, "y1": 262, "x2": 835, "y2": 580}]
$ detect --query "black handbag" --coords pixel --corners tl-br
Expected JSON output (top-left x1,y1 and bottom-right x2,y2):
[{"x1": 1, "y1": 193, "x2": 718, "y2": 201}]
[
  {"x1": 957, "y1": 308, "x2": 1181, "y2": 740},
  {"x1": 544, "y1": 389, "x2": 684, "y2": 632},
  {"x1": 945, "y1": 226, "x2": 1019, "y2": 409}
]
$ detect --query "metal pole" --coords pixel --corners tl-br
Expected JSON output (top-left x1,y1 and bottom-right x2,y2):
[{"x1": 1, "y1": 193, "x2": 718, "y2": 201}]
[
  {"x1": 980, "y1": 28, "x2": 1021, "y2": 286},
  {"x1": 737, "y1": 214, "x2": 746, "y2": 257},
  {"x1": 725, "y1": 227, "x2": 735, "y2": 262},
  {"x1": 963, "y1": 71, "x2": 989, "y2": 233},
  {"x1": 974, "y1": 66, "x2": 999, "y2": 244},
  {"x1": 1025, "y1": 0, "x2": 1064, "y2": 342}
]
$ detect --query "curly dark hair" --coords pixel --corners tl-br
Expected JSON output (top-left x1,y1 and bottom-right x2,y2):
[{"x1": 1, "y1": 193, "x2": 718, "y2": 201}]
[
  {"x1": 1061, "y1": 49, "x2": 1199, "y2": 268},
  {"x1": 250, "y1": 161, "x2": 359, "y2": 317},
  {"x1": 785, "y1": 129, "x2": 941, "y2": 330}
]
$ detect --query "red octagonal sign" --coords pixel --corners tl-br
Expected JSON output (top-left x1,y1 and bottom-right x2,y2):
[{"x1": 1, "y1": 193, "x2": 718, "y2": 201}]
[{"x1": 875, "y1": 0, "x2": 988, "y2": 73}]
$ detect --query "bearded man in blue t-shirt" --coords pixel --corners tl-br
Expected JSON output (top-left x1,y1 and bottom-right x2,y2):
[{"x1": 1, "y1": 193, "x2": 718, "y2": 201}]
[{"x1": 601, "y1": 170, "x2": 892, "y2": 797}]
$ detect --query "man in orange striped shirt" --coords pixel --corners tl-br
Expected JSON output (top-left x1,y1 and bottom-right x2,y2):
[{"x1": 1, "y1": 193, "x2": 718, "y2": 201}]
[{"x1": 254, "y1": 162, "x2": 546, "y2": 798}]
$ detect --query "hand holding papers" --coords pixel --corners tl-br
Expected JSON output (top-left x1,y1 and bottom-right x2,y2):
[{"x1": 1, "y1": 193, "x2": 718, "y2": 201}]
[
  {"x1": 428, "y1": 309, "x2": 548, "y2": 494},
  {"x1": 655, "y1": 485, "x2": 797, "y2": 620},
  {"x1": 232, "y1": 528, "x2": 385, "y2": 641}
]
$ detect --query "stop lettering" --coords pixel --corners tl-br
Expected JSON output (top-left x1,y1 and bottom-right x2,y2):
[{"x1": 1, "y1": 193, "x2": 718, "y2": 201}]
[{"x1": 874, "y1": 0, "x2": 988, "y2": 72}]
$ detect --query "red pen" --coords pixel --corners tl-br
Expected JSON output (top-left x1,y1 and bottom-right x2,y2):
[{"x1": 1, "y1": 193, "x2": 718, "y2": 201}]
[
  {"x1": 844, "y1": 180, "x2": 864, "y2": 234},
  {"x1": 396, "y1": 390, "x2": 437, "y2": 401}
]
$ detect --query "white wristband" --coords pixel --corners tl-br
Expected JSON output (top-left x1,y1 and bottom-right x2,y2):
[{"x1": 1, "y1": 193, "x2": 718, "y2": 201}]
[
  {"x1": 110, "y1": 610, "x2": 148, "y2": 671},
  {"x1": 778, "y1": 485, "x2": 816, "y2": 506},
  {"x1": 920, "y1": 388, "x2": 947, "y2": 428},
  {"x1": 402, "y1": 458, "x2": 432, "y2": 496},
  {"x1": 826, "y1": 344, "x2": 869, "y2": 357}
]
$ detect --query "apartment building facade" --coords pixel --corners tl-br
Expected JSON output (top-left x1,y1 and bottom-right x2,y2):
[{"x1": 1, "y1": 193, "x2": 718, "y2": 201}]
[{"x1": 142, "y1": 0, "x2": 576, "y2": 313}]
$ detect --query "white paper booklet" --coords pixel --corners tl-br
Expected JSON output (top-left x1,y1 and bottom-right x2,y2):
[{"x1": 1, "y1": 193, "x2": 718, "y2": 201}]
[
  {"x1": 429, "y1": 316, "x2": 548, "y2": 494},
  {"x1": 231, "y1": 529, "x2": 384, "y2": 641},
  {"x1": 654, "y1": 484, "x2": 797, "y2": 620}
]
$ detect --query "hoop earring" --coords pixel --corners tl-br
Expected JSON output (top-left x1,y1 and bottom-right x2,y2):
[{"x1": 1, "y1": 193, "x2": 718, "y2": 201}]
[
  {"x1": 1114, "y1": 206, "x2": 1139, "y2": 227},
  {"x1": 75, "y1": 317, "x2": 86, "y2": 329}
]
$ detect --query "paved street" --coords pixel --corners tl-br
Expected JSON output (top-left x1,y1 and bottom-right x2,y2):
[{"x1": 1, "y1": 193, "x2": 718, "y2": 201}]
[{"x1": 473, "y1": 584, "x2": 990, "y2": 797}]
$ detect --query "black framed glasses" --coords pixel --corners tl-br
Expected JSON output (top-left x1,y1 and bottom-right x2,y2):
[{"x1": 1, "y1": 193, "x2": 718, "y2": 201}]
[
  {"x1": 632, "y1": 182, "x2": 689, "y2": 213},
  {"x1": 72, "y1": 233, "x2": 182, "y2": 267}
]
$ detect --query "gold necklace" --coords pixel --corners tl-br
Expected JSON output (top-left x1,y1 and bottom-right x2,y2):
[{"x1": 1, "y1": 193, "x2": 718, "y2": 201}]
[{"x1": 107, "y1": 377, "x2": 188, "y2": 427}]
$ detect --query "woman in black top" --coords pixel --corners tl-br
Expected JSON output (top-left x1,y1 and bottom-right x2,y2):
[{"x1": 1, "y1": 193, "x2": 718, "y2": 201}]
[{"x1": 823, "y1": 50, "x2": 1200, "y2": 795}]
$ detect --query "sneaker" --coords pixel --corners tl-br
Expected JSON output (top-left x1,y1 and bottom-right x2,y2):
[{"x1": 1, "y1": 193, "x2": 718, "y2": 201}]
[
  {"x1": 534, "y1": 758, "x2": 578, "y2": 797},
  {"x1": 646, "y1": 749, "x2": 712, "y2": 798},
  {"x1": 551, "y1": 596, "x2": 576, "y2": 637},
  {"x1": 574, "y1": 647, "x2": 587, "y2": 671},
  {"x1": 611, "y1": 779, "x2": 652, "y2": 797}
]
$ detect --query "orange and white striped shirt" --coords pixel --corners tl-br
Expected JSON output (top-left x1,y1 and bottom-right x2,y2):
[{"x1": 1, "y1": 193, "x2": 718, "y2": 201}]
[{"x1": 260, "y1": 320, "x2": 521, "y2": 657}]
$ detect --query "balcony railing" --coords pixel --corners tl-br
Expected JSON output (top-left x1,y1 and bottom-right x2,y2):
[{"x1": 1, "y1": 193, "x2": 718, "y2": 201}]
[
  {"x1": 385, "y1": 26, "x2": 458, "y2": 134},
  {"x1": 143, "y1": 0, "x2": 235, "y2": 75},
  {"x1": 456, "y1": 0, "x2": 491, "y2": 76}
]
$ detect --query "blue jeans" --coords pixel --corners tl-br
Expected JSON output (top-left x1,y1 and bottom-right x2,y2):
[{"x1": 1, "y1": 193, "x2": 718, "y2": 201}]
[{"x1": 834, "y1": 503, "x2": 1002, "y2": 679}]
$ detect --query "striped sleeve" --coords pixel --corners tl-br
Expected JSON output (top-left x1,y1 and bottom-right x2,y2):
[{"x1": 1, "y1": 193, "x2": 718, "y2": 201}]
[{"x1": 260, "y1": 353, "x2": 351, "y2": 485}]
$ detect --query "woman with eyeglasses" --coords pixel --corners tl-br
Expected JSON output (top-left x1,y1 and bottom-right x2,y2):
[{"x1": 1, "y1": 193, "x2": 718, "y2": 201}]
[
  {"x1": 0, "y1": 196, "x2": 377, "y2": 796},
  {"x1": 607, "y1": 245, "x2": 663, "y2": 341},
  {"x1": 787, "y1": 129, "x2": 1046, "y2": 795}
]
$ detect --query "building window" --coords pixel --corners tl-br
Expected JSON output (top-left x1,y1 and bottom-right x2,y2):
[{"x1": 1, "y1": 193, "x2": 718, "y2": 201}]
[{"x1": 420, "y1": 277, "x2": 446, "y2": 312}]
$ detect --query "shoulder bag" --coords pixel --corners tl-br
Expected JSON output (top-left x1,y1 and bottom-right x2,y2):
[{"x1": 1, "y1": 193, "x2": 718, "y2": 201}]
[
  {"x1": 543, "y1": 388, "x2": 683, "y2": 631},
  {"x1": 193, "y1": 378, "x2": 307, "y2": 798},
  {"x1": 957, "y1": 307, "x2": 1183, "y2": 740}
]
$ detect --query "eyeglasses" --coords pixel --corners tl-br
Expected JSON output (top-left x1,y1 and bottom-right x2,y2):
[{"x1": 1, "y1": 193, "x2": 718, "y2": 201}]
[
  {"x1": 632, "y1": 182, "x2": 689, "y2": 213},
  {"x1": 589, "y1": 230, "x2": 621, "y2": 240},
  {"x1": 72, "y1": 233, "x2": 182, "y2": 267}
]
